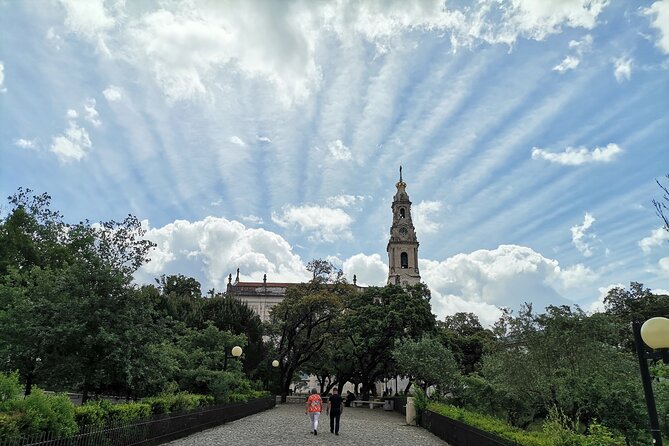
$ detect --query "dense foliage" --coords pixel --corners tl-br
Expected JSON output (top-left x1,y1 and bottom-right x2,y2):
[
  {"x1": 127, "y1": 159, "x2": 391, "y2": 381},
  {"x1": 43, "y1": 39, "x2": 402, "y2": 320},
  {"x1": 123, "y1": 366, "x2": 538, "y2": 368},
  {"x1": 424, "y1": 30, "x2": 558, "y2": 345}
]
[
  {"x1": 0, "y1": 190, "x2": 266, "y2": 423},
  {"x1": 1, "y1": 188, "x2": 668, "y2": 445}
]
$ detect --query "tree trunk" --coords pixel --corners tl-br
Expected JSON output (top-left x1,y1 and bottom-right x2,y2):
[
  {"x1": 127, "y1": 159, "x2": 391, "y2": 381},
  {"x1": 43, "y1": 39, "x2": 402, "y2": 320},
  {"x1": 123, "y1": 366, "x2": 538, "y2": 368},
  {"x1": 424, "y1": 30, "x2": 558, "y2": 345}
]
[{"x1": 24, "y1": 372, "x2": 33, "y2": 397}]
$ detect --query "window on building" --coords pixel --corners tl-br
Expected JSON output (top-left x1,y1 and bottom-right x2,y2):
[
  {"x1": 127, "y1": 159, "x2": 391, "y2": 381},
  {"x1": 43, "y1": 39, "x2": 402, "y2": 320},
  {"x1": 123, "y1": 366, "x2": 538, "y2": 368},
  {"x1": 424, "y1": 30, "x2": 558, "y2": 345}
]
[
  {"x1": 400, "y1": 208, "x2": 406, "y2": 218},
  {"x1": 401, "y1": 252, "x2": 408, "y2": 268}
]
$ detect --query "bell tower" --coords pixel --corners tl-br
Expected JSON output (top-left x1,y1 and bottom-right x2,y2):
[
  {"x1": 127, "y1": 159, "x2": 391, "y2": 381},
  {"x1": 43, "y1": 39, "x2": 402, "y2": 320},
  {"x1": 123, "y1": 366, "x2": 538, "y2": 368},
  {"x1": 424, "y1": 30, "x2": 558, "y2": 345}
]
[{"x1": 387, "y1": 166, "x2": 421, "y2": 286}]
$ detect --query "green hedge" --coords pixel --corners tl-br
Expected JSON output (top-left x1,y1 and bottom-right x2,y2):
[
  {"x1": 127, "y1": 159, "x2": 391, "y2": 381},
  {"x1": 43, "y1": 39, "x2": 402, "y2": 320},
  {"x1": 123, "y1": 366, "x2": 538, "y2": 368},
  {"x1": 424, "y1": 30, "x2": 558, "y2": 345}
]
[
  {"x1": 427, "y1": 403, "x2": 624, "y2": 446},
  {"x1": 141, "y1": 393, "x2": 214, "y2": 415},
  {"x1": 0, "y1": 390, "x2": 78, "y2": 441},
  {"x1": 0, "y1": 371, "x2": 264, "y2": 440}
]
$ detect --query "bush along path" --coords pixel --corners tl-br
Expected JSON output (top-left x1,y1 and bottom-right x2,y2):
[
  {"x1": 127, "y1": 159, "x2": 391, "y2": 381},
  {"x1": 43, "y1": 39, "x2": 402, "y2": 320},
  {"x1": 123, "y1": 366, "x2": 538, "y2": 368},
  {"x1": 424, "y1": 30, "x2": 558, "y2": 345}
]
[{"x1": 0, "y1": 371, "x2": 270, "y2": 445}]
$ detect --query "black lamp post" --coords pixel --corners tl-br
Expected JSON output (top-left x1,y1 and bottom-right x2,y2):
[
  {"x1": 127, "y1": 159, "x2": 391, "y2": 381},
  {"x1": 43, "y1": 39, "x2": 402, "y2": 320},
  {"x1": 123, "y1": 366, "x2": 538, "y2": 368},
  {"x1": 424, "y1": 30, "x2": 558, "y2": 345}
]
[
  {"x1": 224, "y1": 346, "x2": 243, "y2": 371},
  {"x1": 633, "y1": 317, "x2": 669, "y2": 445}
]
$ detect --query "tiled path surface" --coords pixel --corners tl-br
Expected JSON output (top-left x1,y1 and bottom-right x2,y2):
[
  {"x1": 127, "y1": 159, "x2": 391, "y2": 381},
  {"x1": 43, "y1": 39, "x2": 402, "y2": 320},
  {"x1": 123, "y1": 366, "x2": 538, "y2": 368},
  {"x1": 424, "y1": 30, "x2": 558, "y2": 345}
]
[{"x1": 164, "y1": 402, "x2": 448, "y2": 446}]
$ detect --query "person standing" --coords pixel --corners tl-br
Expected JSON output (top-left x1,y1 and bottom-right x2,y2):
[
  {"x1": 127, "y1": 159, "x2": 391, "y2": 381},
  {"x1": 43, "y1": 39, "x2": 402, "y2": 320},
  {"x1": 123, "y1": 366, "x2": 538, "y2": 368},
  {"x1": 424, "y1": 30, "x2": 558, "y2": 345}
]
[
  {"x1": 305, "y1": 388, "x2": 322, "y2": 435},
  {"x1": 326, "y1": 388, "x2": 343, "y2": 435},
  {"x1": 345, "y1": 390, "x2": 355, "y2": 407}
]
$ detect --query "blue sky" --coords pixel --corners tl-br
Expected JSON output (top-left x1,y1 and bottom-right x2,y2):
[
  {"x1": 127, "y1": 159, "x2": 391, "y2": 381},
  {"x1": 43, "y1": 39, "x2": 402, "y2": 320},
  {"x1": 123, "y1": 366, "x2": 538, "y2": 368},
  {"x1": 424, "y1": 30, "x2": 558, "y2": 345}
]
[{"x1": 1, "y1": 0, "x2": 668, "y2": 325}]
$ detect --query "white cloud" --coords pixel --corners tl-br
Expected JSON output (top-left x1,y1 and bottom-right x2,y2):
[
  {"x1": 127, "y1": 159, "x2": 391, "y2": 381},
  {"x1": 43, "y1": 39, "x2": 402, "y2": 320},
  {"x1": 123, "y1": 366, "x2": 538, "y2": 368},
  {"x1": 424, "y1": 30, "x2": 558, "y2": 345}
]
[
  {"x1": 230, "y1": 136, "x2": 246, "y2": 147},
  {"x1": 103, "y1": 85, "x2": 122, "y2": 102},
  {"x1": 327, "y1": 140, "x2": 352, "y2": 161},
  {"x1": 552, "y1": 34, "x2": 592, "y2": 73},
  {"x1": 67, "y1": 109, "x2": 78, "y2": 119},
  {"x1": 413, "y1": 200, "x2": 442, "y2": 234},
  {"x1": 639, "y1": 227, "x2": 669, "y2": 254},
  {"x1": 137, "y1": 217, "x2": 310, "y2": 289},
  {"x1": 257, "y1": 135, "x2": 272, "y2": 143},
  {"x1": 568, "y1": 34, "x2": 593, "y2": 54},
  {"x1": 498, "y1": 0, "x2": 607, "y2": 41},
  {"x1": 554, "y1": 263, "x2": 598, "y2": 289},
  {"x1": 553, "y1": 55, "x2": 580, "y2": 72},
  {"x1": 241, "y1": 214, "x2": 264, "y2": 225},
  {"x1": 653, "y1": 288, "x2": 669, "y2": 295},
  {"x1": 421, "y1": 245, "x2": 588, "y2": 326},
  {"x1": 272, "y1": 204, "x2": 353, "y2": 242},
  {"x1": 660, "y1": 256, "x2": 669, "y2": 276},
  {"x1": 14, "y1": 138, "x2": 38, "y2": 149},
  {"x1": 645, "y1": 0, "x2": 669, "y2": 54},
  {"x1": 57, "y1": 1, "x2": 610, "y2": 104},
  {"x1": 83, "y1": 98, "x2": 101, "y2": 127},
  {"x1": 343, "y1": 253, "x2": 388, "y2": 286},
  {"x1": 613, "y1": 57, "x2": 633, "y2": 82},
  {"x1": 326, "y1": 194, "x2": 366, "y2": 208},
  {"x1": 0, "y1": 61, "x2": 5, "y2": 93},
  {"x1": 531, "y1": 143, "x2": 623, "y2": 165},
  {"x1": 59, "y1": 0, "x2": 114, "y2": 53},
  {"x1": 50, "y1": 120, "x2": 92, "y2": 163},
  {"x1": 571, "y1": 212, "x2": 597, "y2": 257}
]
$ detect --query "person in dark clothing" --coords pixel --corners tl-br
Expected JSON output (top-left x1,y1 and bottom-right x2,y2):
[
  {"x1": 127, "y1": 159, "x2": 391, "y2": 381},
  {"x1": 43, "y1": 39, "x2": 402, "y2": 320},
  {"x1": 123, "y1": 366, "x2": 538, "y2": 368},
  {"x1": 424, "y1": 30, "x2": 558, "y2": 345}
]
[
  {"x1": 326, "y1": 388, "x2": 343, "y2": 435},
  {"x1": 345, "y1": 390, "x2": 355, "y2": 407}
]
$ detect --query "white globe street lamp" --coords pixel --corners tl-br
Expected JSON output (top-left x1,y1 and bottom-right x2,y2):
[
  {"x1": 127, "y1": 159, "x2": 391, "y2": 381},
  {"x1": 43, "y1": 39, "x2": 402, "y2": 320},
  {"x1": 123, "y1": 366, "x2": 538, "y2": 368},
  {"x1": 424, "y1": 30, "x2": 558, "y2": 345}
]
[
  {"x1": 634, "y1": 317, "x2": 669, "y2": 445},
  {"x1": 224, "y1": 346, "x2": 243, "y2": 370},
  {"x1": 641, "y1": 317, "x2": 669, "y2": 350}
]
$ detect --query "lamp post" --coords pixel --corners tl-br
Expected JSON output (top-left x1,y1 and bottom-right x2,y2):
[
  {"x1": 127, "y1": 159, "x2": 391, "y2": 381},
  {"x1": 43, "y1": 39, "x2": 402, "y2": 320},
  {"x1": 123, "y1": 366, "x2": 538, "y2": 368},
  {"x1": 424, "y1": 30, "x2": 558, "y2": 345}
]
[
  {"x1": 267, "y1": 359, "x2": 279, "y2": 393},
  {"x1": 224, "y1": 346, "x2": 243, "y2": 371},
  {"x1": 633, "y1": 317, "x2": 669, "y2": 445}
]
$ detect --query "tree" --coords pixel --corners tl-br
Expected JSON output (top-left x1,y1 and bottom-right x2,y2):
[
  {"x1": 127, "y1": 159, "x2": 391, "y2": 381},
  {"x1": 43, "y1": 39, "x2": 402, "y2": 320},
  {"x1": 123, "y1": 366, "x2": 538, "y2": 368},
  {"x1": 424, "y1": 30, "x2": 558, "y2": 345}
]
[
  {"x1": 603, "y1": 282, "x2": 669, "y2": 352},
  {"x1": 0, "y1": 189, "x2": 158, "y2": 401},
  {"x1": 653, "y1": 173, "x2": 669, "y2": 231},
  {"x1": 438, "y1": 312, "x2": 494, "y2": 374},
  {"x1": 174, "y1": 323, "x2": 247, "y2": 396},
  {"x1": 482, "y1": 305, "x2": 646, "y2": 441},
  {"x1": 392, "y1": 335, "x2": 459, "y2": 394},
  {"x1": 201, "y1": 296, "x2": 265, "y2": 377},
  {"x1": 265, "y1": 260, "x2": 350, "y2": 402},
  {"x1": 156, "y1": 274, "x2": 202, "y2": 298},
  {"x1": 341, "y1": 284, "x2": 436, "y2": 399}
]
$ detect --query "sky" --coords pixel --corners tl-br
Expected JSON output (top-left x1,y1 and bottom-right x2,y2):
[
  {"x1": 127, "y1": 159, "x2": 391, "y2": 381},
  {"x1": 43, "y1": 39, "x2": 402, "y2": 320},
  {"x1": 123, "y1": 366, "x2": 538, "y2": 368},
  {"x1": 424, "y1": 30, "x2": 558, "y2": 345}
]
[{"x1": 1, "y1": 0, "x2": 668, "y2": 326}]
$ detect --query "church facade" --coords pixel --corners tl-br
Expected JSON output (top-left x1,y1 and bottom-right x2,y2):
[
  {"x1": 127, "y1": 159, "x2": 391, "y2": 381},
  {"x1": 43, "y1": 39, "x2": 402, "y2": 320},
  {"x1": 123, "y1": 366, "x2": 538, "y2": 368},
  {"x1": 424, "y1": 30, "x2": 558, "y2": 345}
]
[{"x1": 226, "y1": 167, "x2": 421, "y2": 320}]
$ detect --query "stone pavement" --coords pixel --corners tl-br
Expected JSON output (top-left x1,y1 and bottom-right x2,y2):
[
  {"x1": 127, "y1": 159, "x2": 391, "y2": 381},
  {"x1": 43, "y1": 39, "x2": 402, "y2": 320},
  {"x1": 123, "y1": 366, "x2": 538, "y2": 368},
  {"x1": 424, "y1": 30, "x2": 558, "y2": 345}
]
[{"x1": 164, "y1": 402, "x2": 448, "y2": 446}]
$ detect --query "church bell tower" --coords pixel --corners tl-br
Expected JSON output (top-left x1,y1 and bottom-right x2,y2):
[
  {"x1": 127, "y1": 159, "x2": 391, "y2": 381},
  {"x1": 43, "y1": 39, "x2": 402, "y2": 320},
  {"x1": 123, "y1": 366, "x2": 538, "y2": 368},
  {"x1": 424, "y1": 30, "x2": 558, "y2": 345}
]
[{"x1": 387, "y1": 167, "x2": 421, "y2": 286}]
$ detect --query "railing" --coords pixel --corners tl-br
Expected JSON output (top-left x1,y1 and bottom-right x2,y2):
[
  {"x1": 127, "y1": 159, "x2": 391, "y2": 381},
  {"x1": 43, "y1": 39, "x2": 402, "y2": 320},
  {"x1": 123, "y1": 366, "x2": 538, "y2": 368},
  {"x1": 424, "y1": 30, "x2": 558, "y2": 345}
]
[
  {"x1": 421, "y1": 409, "x2": 514, "y2": 446},
  {"x1": 0, "y1": 396, "x2": 275, "y2": 446}
]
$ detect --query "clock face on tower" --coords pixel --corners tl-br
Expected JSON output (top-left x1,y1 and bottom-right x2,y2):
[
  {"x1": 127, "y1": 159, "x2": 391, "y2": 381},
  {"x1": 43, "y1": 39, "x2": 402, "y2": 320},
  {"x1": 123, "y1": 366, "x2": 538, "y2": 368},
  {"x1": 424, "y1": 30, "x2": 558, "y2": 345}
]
[{"x1": 399, "y1": 227, "x2": 408, "y2": 238}]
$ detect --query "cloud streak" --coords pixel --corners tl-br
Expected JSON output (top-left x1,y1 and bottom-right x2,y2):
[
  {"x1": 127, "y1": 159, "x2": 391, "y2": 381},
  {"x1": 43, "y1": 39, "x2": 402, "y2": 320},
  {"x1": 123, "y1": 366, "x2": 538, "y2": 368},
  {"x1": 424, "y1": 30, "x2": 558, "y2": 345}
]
[{"x1": 531, "y1": 143, "x2": 622, "y2": 165}]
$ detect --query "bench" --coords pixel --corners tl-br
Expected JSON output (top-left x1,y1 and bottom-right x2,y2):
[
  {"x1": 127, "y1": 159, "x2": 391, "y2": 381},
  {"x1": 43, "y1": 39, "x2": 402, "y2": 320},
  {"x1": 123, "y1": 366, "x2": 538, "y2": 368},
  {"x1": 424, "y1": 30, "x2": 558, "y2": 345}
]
[{"x1": 352, "y1": 400, "x2": 385, "y2": 409}]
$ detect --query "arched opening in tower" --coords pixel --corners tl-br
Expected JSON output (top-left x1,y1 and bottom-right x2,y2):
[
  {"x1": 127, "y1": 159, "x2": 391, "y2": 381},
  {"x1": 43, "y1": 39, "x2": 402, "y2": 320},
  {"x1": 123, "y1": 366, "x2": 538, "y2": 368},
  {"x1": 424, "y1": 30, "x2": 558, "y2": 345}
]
[
  {"x1": 400, "y1": 252, "x2": 408, "y2": 269},
  {"x1": 400, "y1": 208, "x2": 405, "y2": 218}
]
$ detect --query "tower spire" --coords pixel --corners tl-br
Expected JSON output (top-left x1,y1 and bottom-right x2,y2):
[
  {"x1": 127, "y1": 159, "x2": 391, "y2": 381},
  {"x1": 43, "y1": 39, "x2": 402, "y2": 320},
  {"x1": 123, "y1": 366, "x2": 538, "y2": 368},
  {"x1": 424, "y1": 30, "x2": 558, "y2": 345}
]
[{"x1": 387, "y1": 168, "x2": 420, "y2": 287}]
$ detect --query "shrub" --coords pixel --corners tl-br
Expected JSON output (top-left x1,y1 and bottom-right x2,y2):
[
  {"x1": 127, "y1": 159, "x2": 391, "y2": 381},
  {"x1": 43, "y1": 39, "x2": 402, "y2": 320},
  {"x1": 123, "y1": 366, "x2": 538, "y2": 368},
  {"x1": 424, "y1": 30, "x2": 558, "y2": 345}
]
[
  {"x1": 106, "y1": 402, "x2": 151, "y2": 424},
  {"x1": 210, "y1": 371, "x2": 253, "y2": 403},
  {"x1": 74, "y1": 402, "x2": 106, "y2": 427},
  {"x1": 9, "y1": 390, "x2": 78, "y2": 438},
  {"x1": 427, "y1": 403, "x2": 625, "y2": 446},
  {"x1": 0, "y1": 371, "x2": 21, "y2": 406},
  {"x1": 0, "y1": 413, "x2": 22, "y2": 442},
  {"x1": 412, "y1": 387, "x2": 428, "y2": 424},
  {"x1": 142, "y1": 392, "x2": 214, "y2": 415}
]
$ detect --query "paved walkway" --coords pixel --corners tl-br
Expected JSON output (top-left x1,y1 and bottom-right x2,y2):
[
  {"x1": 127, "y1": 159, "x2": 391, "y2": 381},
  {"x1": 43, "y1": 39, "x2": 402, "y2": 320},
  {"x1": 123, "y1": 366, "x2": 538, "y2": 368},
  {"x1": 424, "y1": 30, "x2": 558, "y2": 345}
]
[{"x1": 164, "y1": 403, "x2": 448, "y2": 446}]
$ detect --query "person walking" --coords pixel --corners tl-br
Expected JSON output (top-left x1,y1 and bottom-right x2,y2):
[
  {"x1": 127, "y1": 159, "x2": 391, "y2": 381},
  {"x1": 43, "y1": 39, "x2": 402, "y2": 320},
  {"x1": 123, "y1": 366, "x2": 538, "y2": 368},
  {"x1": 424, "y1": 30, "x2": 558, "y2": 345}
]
[
  {"x1": 326, "y1": 388, "x2": 343, "y2": 435},
  {"x1": 305, "y1": 388, "x2": 322, "y2": 435}
]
